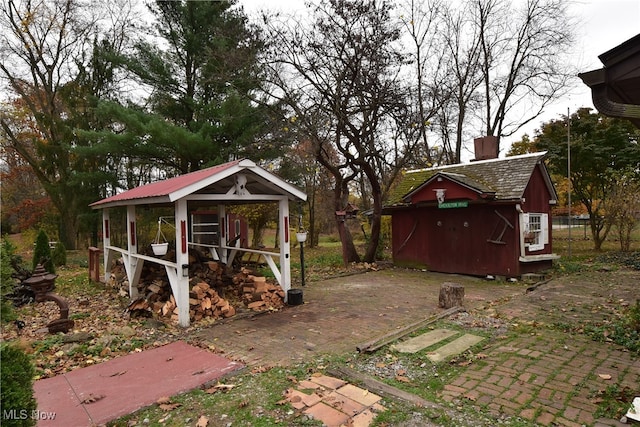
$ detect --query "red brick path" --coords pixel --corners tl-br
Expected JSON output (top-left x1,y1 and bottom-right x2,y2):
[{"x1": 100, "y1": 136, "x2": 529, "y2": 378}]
[
  {"x1": 194, "y1": 268, "x2": 639, "y2": 427},
  {"x1": 441, "y1": 329, "x2": 639, "y2": 426}
]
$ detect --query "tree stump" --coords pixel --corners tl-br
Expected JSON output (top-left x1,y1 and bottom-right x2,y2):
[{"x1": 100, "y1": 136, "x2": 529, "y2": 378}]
[{"x1": 438, "y1": 282, "x2": 464, "y2": 309}]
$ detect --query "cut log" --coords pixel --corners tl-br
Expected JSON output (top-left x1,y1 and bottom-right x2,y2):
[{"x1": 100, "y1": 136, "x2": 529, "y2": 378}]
[
  {"x1": 223, "y1": 305, "x2": 236, "y2": 318},
  {"x1": 438, "y1": 282, "x2": 465, "y2": 309},
  {"x1": 147, "y1": 283, "x2": 162, "y2": 294},
  {"x1": 247, "y1": 300, "x2": 266, "y2": 309}
]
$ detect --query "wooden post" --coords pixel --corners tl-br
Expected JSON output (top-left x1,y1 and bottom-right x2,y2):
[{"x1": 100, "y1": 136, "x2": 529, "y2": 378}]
[{"x1": 438, "y1": 282, "x2": 465, "y2": 309}]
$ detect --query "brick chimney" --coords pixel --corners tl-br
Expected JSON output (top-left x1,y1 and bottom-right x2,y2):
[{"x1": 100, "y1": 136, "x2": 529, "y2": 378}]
[{"x1": 473, "y1": 136, "x2": 498, "y2": 161}]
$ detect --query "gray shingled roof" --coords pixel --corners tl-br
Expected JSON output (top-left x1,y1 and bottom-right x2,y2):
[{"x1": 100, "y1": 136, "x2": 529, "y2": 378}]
[{"x1": 387, "y1": 152, "x2": 552, "y2": 206}]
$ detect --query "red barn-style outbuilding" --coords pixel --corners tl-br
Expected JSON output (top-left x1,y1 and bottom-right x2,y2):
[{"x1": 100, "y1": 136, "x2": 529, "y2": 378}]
[{"x1": 384, "y1": 146, "x2": 559, "y2": 278}]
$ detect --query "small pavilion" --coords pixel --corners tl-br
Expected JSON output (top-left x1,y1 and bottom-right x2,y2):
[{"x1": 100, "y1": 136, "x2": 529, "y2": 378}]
[{"x1": 90, "y1": 159, "x2": 307, "y2": 327}]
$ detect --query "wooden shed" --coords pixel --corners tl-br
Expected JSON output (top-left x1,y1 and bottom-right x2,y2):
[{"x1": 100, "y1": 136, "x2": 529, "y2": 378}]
[
  {"x1": 90, "y1": 159, "x2": 307, "y2": 327},
  {"x1": 384, "y1": 150, "x2": 559, "y2": 278}
]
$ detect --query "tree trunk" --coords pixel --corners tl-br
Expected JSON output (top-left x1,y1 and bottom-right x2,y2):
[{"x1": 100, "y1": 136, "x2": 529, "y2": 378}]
[
  {"x1": 438, "y1": 282, "x2": 465, "y2": 309},
  {"x1": 58, "y1": 205, "x2": 79, "y2": 250},
  {"x1": 337, "y1": 217, "x2": 360, "y2": 266},
  {"x1": 363, "y1": 194, "x2": 382, "y2": 263}
]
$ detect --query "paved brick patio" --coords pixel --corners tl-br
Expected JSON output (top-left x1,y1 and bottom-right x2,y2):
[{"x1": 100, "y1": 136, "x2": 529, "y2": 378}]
[
  {"x1": 441, "y1": 329, "x2": 639, "y2": 426},
  {"x1": 193, "y1": 268, "x2": 639, "y2": 426}
]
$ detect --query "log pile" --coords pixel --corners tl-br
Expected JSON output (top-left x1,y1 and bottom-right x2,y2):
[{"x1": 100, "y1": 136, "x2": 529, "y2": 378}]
[
  {"x1": 113, "y1": 252, "x2": 286, "y2": 323},
  {"x1": 233, "y1": 268, "x2": 286, "y2": 312},
  {"x1": 159, "y1": 281, "x2": 236, "y2": 322}
]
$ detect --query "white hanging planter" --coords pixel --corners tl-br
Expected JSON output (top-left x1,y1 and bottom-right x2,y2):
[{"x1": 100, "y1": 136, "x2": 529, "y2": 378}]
[
  {"x1": 152, "y1": 219, "x2": 169, "y2": 256},
  {"x1": 151, "y1": 242, "x2": 169, "y2": 256}
]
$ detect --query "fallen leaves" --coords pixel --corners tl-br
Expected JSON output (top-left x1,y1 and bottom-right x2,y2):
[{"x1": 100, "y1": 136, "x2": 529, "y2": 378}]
[
  {"x1": 156, "y1": 396, "x2": 181, "y2": 411},
  {"x1": 2, "y1": 282, "x2": 183, "y2": 379},
  {"x1": 204, "y1": 382, "x2": 236, "y2": 394},
  {"x1": 394, "y1": 374, "x2": 411, "y2": 383},
  {"x1": 81, "y1": 393, "x2": 105, "y2": 404}
]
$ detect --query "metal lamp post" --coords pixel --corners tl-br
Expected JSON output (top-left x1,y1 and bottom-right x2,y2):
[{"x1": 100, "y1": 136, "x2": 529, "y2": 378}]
[
  {"x1": 297, "y1": 203, "x2": 307, "y2": 287},
  {"x1": 296, "y1": 230, "x2": 307, "y2": 286}
]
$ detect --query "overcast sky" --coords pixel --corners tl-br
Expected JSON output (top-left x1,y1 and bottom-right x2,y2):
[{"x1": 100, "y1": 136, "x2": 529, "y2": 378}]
[{"x1": 240, "y1": 0, "x2": 640, "y2": 157}]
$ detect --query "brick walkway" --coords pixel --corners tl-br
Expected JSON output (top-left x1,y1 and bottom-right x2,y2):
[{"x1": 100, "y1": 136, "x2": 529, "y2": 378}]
[
  {"x1": 441, "y1": 329, "x2": 639, "y2": 426},
  {"x1": 194, "y1": 269, "x2": 520, "y2": 366},
  {"x1": 193, "y1": 268, "x2": 639, "y2": 426}
]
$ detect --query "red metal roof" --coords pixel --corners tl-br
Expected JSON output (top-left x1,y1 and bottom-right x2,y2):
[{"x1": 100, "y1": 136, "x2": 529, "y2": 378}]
[{"x1": 90, "y1": 159, "x2": 242, "y2": 207}]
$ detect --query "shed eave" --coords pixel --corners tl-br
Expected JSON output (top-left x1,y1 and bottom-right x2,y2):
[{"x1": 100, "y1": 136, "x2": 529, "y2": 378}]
[
  {"x1": 249, "y1": 165, "x2": 307, "y2": 201},
  {"x1": 168, "y1": 163, "x2": 245, "y2": 202}
]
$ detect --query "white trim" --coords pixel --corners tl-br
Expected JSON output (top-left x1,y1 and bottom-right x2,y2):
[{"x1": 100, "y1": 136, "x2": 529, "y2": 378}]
[
  {"x1": 169, "y1": 164, "x2": 243, "y2": 201},
  {"x1": 520, "y1": 254, "x2": 560, "y2": 262},
  {"x1": 186, "y1": 194, "x2": 288, "y2": 202},
  {"x1": 168, "y1": 163, "x2": 307, "y2": 202},
  {"x1": 279, "y1": 198, "x2": 291, "y2": 300}
]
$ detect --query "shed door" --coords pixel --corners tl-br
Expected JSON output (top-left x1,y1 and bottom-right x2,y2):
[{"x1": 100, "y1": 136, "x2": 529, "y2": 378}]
[{"x1": 429, "y1": 213, "x2": 472, "y2": 273}]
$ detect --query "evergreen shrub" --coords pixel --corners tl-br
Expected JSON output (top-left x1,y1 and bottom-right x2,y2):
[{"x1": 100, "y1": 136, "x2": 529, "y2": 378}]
[{"x1": 0, "y1": 343, "x2": 37, "y2": 427}]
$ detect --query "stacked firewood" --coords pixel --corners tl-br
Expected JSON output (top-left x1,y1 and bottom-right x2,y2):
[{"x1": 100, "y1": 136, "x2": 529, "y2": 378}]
[
  {"x1": 116, "y1": 254, "x2": 286, "y2": 322},
  {"x1": 127, "y1": 280, "x2": 235, "y2": 322},
  {"x1": 233, "y1": 268, "x2": 286, "y2": 311}
]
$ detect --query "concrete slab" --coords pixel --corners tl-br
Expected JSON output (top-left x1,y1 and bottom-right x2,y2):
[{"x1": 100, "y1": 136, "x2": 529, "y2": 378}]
[
  {"x1": 392, "y1": 328, "x2": 459, "y2": 353},
  {"x1": 426, "y1": 334, "x2": 485, "y2": 363},
  {"x1": 626, "y1": 397, "x2": 640, "y2": 422},
  {"x1": 34, "y1": 341, "x2": 243, "y2": 426},
  {"x1": 352, "y1": 408, "x2": 376, "y2": 427},
  {"x1": 288, "y1": 375, "x2": 386, "y2": 427}
]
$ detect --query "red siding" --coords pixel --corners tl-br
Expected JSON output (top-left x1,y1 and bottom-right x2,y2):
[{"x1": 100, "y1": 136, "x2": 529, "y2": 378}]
[
  {"x1": 409, "y1": 178, "x2": 480, "y2": 204},
  {"x1": 390, "y1": 165, "x2": 555, "y2": 277},
  {"x1": 392, "y1": 204, "x2": 521, "y2": 276}
]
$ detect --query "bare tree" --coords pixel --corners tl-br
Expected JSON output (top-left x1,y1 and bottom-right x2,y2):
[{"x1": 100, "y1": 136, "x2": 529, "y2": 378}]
[
  {"x1": 261, "y1": 0, "x2": 419, "y2": 263},
  {"x1": 399, "y1": 0, "x2": 446, "y2": 165},
  {"x1": 474, "y1": 0, "x2": 577, "y2": 154},
  {"x1": 0, "y1": 0, "x2": 143, "y2": 248},
  {"x1": 437, "y1": 1, "x2": 484, "y2": 163}
]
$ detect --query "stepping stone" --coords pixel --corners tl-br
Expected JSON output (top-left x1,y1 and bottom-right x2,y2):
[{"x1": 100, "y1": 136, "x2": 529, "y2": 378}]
[
  {"x1": 335, "y1": 384, "x2": 382, "y2": 406},
  {"x1": 426, "y1": 334, "x2": 485, "y2": 363},
  {"x1": 309, "y1": 374, "x2": 346, "y2": 390},
  {"x1": 392, "y1": 329, "x2": 459, "y2": 353}
]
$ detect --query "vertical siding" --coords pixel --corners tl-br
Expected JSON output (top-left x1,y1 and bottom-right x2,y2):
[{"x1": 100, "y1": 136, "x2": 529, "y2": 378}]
[{"x1": 392, "y1": 204, "x2": 521, "y2": 276}]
